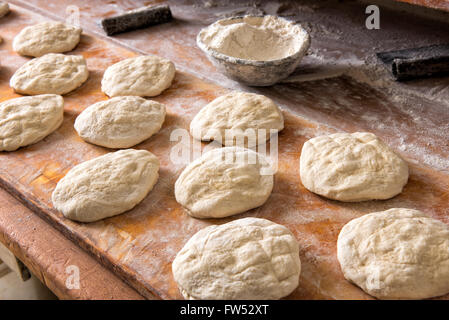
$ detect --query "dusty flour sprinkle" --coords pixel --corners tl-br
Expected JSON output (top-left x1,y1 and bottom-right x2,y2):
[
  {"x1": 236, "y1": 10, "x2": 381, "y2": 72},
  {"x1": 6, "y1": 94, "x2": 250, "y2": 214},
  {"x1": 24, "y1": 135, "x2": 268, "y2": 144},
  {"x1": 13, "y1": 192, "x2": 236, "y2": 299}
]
[{"x1": 199, "y1": 15, "x2": 305, "y2": 61}]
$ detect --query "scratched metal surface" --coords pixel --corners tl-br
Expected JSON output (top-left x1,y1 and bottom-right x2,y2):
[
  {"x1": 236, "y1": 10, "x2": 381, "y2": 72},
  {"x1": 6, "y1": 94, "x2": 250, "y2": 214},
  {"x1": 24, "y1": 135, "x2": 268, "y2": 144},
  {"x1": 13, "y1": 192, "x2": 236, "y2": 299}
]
[{"x1": 0, "y1": 3, "x2": 448, "y2": 300}]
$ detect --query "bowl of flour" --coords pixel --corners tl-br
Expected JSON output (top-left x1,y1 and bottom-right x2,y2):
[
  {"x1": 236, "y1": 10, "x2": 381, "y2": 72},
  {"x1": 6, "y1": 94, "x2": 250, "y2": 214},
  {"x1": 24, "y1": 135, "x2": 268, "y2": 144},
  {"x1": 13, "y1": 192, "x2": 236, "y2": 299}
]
[{"x1": 197, "y1": 15, "x2": 310, "y2": 86}]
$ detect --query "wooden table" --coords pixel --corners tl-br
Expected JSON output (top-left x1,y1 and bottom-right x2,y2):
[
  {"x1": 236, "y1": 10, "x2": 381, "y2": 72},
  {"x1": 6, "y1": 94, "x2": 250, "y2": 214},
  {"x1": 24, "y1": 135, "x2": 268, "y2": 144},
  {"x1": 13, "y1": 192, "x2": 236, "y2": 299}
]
[
  {"x1": 395, "y1": 0, "x2": 449, "y2": 11},
  {"x1": 0, "y1": 0, "x2": 448, "y2": 300},
  {"x1": 0, "y1": 187, "x2": 145, "y2": 299}
]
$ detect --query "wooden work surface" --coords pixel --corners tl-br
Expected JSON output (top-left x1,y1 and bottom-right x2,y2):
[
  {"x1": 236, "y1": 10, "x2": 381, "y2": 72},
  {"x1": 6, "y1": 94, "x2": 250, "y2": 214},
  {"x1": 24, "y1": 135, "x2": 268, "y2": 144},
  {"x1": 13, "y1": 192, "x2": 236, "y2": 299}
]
[
  {"x1": 0, "y1": 187, "x2": 145, "y2": 300},
  {"x1": 395, "y1": 0, "x2": 449, "y2": 11},
  {"x1": 0, "y1": 1, "x2": 448, "y2": 299}
]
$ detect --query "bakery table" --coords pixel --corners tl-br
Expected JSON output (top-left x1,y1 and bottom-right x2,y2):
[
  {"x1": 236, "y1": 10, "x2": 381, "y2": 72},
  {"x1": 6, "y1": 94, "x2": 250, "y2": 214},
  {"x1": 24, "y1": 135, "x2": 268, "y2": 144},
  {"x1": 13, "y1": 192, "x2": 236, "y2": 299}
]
[
  {"x1": 0, "y1": 187, "x2": 145, "y2": 299},
  {"x1": 0, "y1": 0, "x2": 448, "y2": 300}
]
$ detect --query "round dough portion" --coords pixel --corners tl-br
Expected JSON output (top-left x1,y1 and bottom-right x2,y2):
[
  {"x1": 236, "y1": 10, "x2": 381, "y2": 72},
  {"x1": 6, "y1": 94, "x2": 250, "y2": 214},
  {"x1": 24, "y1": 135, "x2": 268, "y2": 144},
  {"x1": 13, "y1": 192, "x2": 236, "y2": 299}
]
[
  {"x1": 190, "y1": 91, "x2": 284, "y2": 147},
  {"x1": 175, "y1": 147, "x2": 273, "y2": 218},
  {"x1": 0, "y1": 94, "x2": 64, "y2": 151},
  {"x1": 13, "y1": 22, "x2": 82, "y2": 57},
  {"x1": 101, "y1": 55, "x2": 175, "y2": 97},
  {"x1": 10, "y1": 53, "x2": 89, "y2": 95},
  {"x1": 172, "y1": 217, "x2": 301, "y2": 300},
  {"x1": 52, "y1": 149, "x2": 159, "y2": 222},
  {"x1": 299, "y1": 132, "x2": 408, "y2": 202},
  {"x1": 337, "y1": 208, "x2": 449, "y2": 299},
  {"x1": 74, "y1": 96, "x2": 166, "y2": 148}
]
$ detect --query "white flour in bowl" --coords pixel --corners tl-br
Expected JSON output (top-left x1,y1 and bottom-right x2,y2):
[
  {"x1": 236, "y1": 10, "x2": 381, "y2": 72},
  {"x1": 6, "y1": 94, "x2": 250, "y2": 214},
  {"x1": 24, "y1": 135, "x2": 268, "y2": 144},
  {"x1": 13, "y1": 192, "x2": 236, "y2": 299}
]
[{"x1": 199, "y1": 15, "x2": 307, "y2": 61}]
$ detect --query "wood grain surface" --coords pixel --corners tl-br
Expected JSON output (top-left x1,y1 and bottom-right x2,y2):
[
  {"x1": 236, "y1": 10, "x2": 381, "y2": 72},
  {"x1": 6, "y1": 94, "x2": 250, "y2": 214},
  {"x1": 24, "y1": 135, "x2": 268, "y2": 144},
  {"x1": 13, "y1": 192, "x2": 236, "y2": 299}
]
[
  {"x1": 0, "y1": 2, "x2": 447, "y2": 300},
  {"x1": 394, "y1": 0, "x2": 449, "y2": 12},
  {"x1": 0, "y1": 187, "x2": 145, "y2": 300}
]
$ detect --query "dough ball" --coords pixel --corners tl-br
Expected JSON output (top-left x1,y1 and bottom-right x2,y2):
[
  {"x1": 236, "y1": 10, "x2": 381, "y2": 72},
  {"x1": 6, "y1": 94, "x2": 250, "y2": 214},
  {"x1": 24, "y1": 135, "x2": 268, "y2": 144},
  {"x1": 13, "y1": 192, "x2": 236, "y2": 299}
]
[
  {"x1": 0, "y1": 94, "x2": 63, "y2": 151},
  {"x1": 101, "y1": 55, "x2": 175, "y2": 97},
  {"x1": 175, "y1": 146, "x2": 273, "y2": 218},
  {"x1": 172, "y1": 217, "x2": 301, "y2": 300},
  {"x1": 52, "y1": 149, "x2": 159, "y2": 222},
  {"x1": 299, "y1": 132, "x2": 408, "y2": 202},
  {"x1": 337, "y1": 208, "x2": 449, "y2": 299},
  {"x1": 0, "y1": 2, "x2": 9, "y2": 18},
  {"x1": 13, "y1": 21, "x2": 82, "y2": 57},
  {"x1": 190, "y1": 91, "x2": 284, "y2": 147},
  {"x1": 10, "y1": 53, "x2": 89, "y2": 95},
  {"x1": 74, "y1": 96, "x2": 166, "y2": 149}
]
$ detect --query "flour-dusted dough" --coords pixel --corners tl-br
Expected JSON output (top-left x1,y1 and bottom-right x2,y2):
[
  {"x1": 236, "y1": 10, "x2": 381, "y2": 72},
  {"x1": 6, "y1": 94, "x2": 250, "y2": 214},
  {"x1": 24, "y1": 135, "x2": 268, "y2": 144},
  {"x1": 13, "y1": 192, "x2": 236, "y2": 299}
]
[
  {"x1": 10, "y1": 53, "x2": 89, "y2": 95},
  {"x1": 13, "y1": 22, "x2": 82, "y2": 57},
  {"x1": 52, "y1": 149, "x2": 159, "y2": 222},
  {"x1": 74, "y1": 96, "x2": 166, "y2": 149},
  {"x1": 190, "y1": 91, "x2": 284, "y2": 147},
  {"x1": 0, "y1": 2, "x2": 9, "y2": 18},
  {"x1": 0, "y1": 94, "x2": 63, "y2": 151},
  {"x1": 175, "y1": 147, "x2": 273, "y2": 218},
  {"x1": 299, "y1": 132, "x2": 408, "y2": 202},
  {"x1": 338, "y1": 208, "x2": 449, "y2": 299},
  {"x1": 101, "y1": 55, "x2": 175, "y2": 97},
  {"x1": 172, "y1": 217, "x2": 301, "y2": 300}
]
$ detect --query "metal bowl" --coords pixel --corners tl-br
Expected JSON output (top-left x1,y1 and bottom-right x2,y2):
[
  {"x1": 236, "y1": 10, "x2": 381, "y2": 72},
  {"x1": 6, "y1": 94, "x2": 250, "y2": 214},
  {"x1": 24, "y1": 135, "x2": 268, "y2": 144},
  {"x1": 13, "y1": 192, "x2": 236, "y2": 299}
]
[{"x1": 197, "y1": 15, "x2": 311, "y2": 86}]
